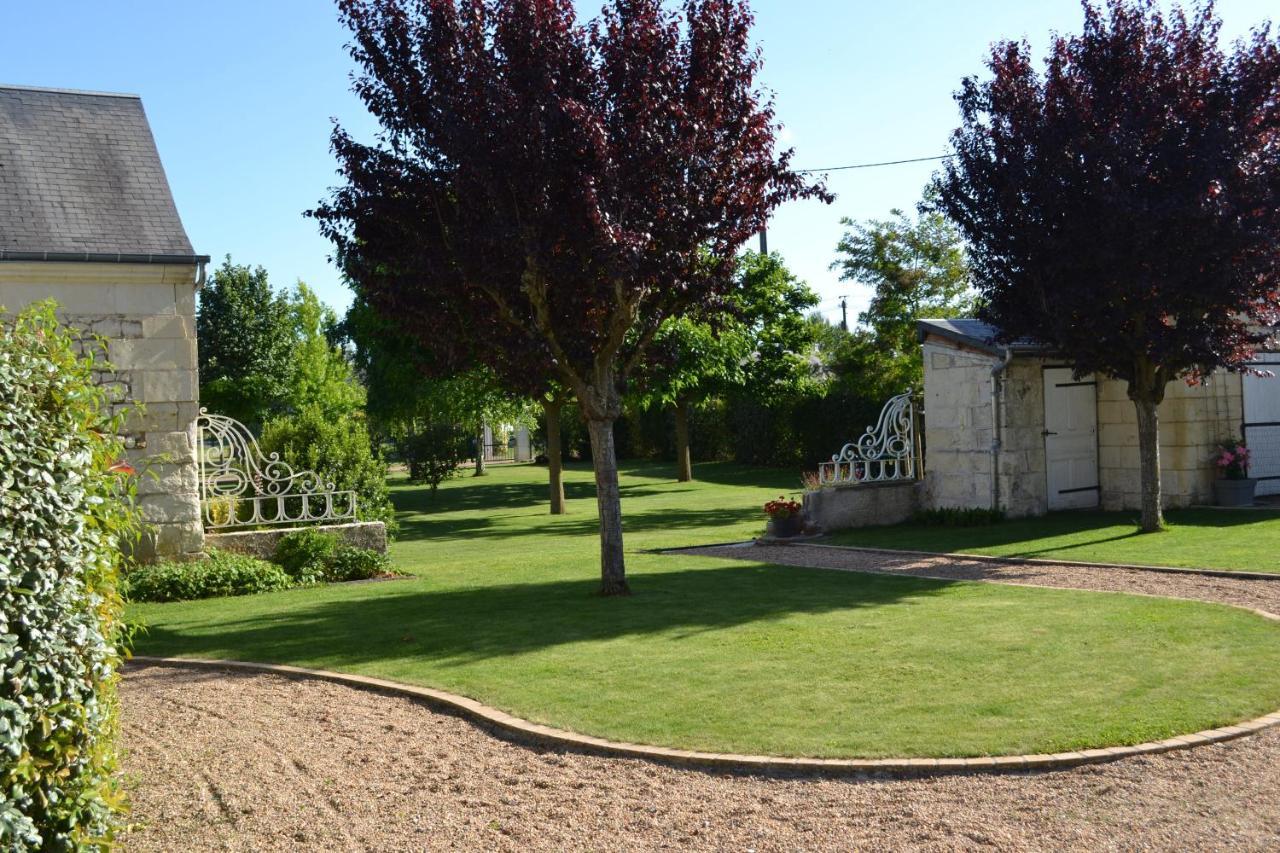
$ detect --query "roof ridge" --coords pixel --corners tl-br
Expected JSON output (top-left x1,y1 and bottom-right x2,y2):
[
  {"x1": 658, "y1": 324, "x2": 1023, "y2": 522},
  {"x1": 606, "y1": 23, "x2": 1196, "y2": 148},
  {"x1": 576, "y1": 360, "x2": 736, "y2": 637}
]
[{"x1": 0, "y1": 83, "x2": 140, "y2": 100}]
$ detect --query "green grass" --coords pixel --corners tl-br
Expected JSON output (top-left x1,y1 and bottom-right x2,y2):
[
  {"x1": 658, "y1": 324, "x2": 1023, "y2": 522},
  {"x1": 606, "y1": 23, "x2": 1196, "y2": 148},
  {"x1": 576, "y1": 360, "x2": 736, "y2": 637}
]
[
  {"x1": 823, "y1": 508, "x2": 1280, "y2": 573},
  {"x1": 129, "y1": 462, "x2": 1280, "y2": 758}
]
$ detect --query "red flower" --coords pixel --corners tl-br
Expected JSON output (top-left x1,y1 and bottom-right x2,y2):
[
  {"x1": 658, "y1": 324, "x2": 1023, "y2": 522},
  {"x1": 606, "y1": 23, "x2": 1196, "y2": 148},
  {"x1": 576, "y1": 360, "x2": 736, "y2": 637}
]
[{"x1": 107, "y1": 459, "x2": 137, "y2": 476}]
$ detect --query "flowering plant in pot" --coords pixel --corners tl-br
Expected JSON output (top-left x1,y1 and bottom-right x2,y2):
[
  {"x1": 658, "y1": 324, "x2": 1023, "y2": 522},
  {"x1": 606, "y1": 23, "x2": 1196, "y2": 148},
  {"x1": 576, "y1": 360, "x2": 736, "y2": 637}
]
[
  {"x1": 764, "y1": 496, "x2": 804, "y2": 538},
  {"x1": 1212, "y1": 440, "x2": 1256, "y2": 507}
]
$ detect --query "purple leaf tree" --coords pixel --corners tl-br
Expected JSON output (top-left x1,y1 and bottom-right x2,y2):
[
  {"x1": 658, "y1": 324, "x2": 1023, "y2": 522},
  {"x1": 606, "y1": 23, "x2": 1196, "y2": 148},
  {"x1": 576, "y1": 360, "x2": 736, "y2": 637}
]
[
  {"x1": 934, "y1": 0, "x2": 1280, "y2": 531},
  {"x1": 312, "y1": 0, "x2": 827, "y2": 593}
]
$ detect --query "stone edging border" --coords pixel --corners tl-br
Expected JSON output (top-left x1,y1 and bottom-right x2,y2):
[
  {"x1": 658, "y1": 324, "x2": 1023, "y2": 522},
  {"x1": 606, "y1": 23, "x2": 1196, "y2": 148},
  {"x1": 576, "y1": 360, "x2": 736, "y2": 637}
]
[
  {"x1": 128, "y1": 655, "x2": 1280, "y2": 777},
  {"x1": 668, "y1": 538, "x2": 1280, "y2": 582}
]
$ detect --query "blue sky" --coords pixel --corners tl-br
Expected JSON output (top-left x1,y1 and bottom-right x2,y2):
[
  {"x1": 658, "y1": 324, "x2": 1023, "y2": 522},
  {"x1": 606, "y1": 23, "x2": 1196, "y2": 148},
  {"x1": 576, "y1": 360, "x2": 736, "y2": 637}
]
[{"x1": 1, "y1": 0, "x2": 1273, "y2": 324}]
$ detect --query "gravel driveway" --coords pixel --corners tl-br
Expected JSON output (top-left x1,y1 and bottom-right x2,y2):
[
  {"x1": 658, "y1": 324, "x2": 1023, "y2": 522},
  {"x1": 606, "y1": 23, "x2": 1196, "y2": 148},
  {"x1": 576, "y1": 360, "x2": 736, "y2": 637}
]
[{"x1": 119, "y1": 546, "x2": 1280, "y2": 851}]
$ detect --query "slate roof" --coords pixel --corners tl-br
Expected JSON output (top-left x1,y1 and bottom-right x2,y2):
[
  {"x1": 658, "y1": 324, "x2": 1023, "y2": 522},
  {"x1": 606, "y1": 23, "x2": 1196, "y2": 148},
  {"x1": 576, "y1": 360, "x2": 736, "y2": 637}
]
[
  {"x1": 917, "y1": 318, "x2": 1052, "y2": 355},
  {"x1": 0, "y1": 84, "x2": 206, "y2": 262}
]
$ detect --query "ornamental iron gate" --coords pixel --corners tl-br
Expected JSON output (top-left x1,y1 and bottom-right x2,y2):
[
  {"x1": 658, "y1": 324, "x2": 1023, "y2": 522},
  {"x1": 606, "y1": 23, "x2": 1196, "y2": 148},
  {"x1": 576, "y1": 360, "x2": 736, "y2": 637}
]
[
  {"x1": 195, "y1": 409, "x2": 357, "y2": 530},
  {"x1": 818, "y1": 391, "x2": 922, "y2": 486}
]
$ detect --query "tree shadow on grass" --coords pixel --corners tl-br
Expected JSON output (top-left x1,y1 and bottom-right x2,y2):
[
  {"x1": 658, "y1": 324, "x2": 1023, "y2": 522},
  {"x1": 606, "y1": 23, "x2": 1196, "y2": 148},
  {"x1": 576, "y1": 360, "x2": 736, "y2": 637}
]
[
  {"x1": 856, "y1": 508, "x2": 1280, "y2": 559},
  {"x1": 395, "y1": 504, "x2": 763, "y2": 543},
  {"x1": 391, "y1": 470, "x2": 674, "y2": 516},
  {"x1": 137, "y1": 563, "x2": 949, "y2": 669}
]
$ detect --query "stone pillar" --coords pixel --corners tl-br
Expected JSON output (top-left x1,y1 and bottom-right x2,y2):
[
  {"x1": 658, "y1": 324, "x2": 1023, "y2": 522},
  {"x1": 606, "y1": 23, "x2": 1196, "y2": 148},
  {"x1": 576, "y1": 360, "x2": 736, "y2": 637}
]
[{"x1": 0, "y1": 261, "x2": 205, "y2": 561}]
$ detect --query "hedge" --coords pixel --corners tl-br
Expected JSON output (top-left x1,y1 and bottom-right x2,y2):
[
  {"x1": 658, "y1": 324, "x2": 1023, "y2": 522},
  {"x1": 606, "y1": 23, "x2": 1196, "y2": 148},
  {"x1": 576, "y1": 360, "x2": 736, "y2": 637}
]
[
  {"x1": 122, "y1": 551, "x2": 292, "y2": 603},
  {"x1": 1, "y1": 302, "x2": 139, "y2": 849}
]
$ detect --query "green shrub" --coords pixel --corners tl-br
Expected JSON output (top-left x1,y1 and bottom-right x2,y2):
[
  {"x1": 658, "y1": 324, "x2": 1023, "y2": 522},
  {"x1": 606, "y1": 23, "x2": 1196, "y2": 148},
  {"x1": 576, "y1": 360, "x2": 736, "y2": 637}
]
[
  {"x1": 260, "y1": 405, "x2": 397, "y2": 536},
  {"x1": 273, "y1": 529, "x2": 341, "y2": 581},
  {"x1": 274, "y1": 530, "x2": 390, "y2": 583},
  {"x1": 397, "y1": 422, "x2": 470, "y2": 492},
  {"x1": 327, "y1": 546, "x2": 392, "y2": 582},
  {"x1": 122, "y1": 550, "x2": 292, "y2": 602},
  {"x1": 1, "y1": 301, "x2": 140, "y2": 848},
  {"x1": 912, "y1": 507, "x2": 1006, "y2": 527}
]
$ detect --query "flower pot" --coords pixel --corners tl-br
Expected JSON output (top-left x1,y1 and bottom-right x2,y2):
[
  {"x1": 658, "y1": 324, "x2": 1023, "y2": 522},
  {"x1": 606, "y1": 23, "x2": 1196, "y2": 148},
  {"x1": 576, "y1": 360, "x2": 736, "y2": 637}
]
[
  {"x1": 1214, "y1": 478, "x2": 1257, "y2": 507},
  {"x1": 766, "y1": 514, "x2": 803, "y2": 538}
]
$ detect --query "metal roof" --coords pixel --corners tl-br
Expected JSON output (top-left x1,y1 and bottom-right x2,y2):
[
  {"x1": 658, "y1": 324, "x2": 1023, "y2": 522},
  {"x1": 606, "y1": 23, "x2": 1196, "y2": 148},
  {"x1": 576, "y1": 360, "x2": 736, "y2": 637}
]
[
  {"x1": 0, "y1": 84, "x2": 206, "y2": 263},
  {"x1": 917, "y1": 318, "x2": 1051, "y2": 355}
]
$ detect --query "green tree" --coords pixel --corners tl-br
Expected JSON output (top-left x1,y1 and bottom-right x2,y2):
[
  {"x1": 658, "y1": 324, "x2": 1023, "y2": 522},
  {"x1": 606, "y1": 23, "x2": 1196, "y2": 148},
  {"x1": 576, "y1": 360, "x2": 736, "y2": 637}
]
[
  {"x1": 631, "y1": 251, "x2": 819, "y2": 480},
  {"x1": 831, "y1": 202, "x2": 974, "y2": 388},
  {"x1": 196, "y1": 257, "x2": 295, "y2": 427},
  {"x1": 343, "y1": 299, "x2": 534, "y2": 487},
  {"x1": 287, "y1": 282, "x2": 365, "y2": 420}
]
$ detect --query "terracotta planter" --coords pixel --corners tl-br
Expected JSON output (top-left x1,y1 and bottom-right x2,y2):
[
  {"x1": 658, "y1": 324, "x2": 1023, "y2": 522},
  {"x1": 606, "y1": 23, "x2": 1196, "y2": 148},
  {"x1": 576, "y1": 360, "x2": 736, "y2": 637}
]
[
  {"x1": 1214, "y1": 478, "x2": 1257, "y2": 507},
  {"x1": 766, "y1": 514, "x2": 803, "y2": 538}
]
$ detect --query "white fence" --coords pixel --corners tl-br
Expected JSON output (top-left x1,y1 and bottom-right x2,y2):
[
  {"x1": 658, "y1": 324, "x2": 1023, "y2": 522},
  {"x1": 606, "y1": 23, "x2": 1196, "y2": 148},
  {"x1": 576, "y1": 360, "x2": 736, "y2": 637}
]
[
  {"x1": 817, "y1": 391, "x2": 922, "y2": 486},
  {"x1": 195, "y1": 410, "x2": 357, "y2": 531}
]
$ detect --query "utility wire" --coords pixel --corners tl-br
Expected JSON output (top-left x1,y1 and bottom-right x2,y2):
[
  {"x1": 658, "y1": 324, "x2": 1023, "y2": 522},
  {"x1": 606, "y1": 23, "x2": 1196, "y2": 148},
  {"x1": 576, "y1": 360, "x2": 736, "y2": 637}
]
[{"x1": 796, "y1": 154, "x2": 952, "y2": 174}]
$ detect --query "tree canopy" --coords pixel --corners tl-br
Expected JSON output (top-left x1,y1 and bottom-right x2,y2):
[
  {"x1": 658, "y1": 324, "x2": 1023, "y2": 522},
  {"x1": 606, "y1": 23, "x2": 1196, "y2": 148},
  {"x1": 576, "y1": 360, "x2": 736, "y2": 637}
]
[
  {"x1": 196, "y1": 258, "x2": 295, "y2": 427},
  {"x1": 288, "y1": 282, "x2": 366, "y2": 421},
  {"x1": 832, "y1": 201, "x2": 974, "y2": 388},
  {"x1": 933, "y1": 0, "x2": 1280, "y2": 531},
  {"x1": 312, "y1": 0, "x2": 826, "y2": 593}
]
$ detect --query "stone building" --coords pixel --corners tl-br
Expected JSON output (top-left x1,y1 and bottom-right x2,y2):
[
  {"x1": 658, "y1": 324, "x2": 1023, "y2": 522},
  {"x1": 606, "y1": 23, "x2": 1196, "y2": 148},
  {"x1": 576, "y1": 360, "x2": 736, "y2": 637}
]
[
  {"x1": 917, "y1": 318, "x2": 1276, "y2": 517},
  {"x1": 0, "y1": 84, "x2": 208, "y2": 559}
]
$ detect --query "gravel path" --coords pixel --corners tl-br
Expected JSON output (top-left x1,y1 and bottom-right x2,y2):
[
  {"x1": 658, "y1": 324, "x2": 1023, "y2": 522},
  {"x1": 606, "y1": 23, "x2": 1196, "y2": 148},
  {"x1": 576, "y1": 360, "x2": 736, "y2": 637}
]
[
  {"x1": 121, "y1": 665, "x2": 1280, "y2": 852},
  {"x1": 118, "y1": 548, "x2": 1280, "y2": 851}
]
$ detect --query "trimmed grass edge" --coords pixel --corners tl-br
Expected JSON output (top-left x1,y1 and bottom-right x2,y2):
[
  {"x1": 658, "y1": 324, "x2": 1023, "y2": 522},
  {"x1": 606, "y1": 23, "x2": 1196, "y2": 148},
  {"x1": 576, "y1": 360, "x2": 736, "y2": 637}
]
[{"x1": 127, "y1": 655, "x2": 1280, "y2": 777}]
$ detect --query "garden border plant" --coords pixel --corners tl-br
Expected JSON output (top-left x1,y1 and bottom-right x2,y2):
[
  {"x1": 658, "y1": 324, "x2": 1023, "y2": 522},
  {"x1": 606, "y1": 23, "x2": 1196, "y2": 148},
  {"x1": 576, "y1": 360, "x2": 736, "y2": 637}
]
[
  {"x1": 122, "y1": 531, "x2": 396, "y2": 604},
  {"x1": 1, "y1": 302, "x2": 140, "y2": 849}
]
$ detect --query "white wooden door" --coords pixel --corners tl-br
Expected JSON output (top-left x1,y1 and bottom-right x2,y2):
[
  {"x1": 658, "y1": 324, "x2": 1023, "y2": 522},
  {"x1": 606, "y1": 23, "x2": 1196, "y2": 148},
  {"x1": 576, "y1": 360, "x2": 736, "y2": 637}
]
[
  {"x1": 1244, "y1": 356, "x2": 1280, "y2": 496},
  {"x1": 1043, "y1": 368, "x2": 1100, "y2": 510}
]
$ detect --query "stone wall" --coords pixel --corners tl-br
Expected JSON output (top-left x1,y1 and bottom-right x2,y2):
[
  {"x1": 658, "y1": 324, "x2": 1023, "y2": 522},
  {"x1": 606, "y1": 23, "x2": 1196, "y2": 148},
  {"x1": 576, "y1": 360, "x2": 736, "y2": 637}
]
[
  {"x1": 994, "y1": 358, "x2": 1050, "y2": 517},
  {"x1": 921, "y1": 335, "x2": 1243, "y2": 516},
  {"x1": 802, "y1": 481, "x2": 918, "y2": 533},
  {"x1": 205, "y1": 521, "x2": 388, "y2": 560},
  {"x1": 919, "y1": 341, "x2": 998, "y2": 512},
  {"x1": 1097, "y1": 372, "x2": 1241, "y2": 510},
  {"x1": 0, "y1": 261, "x2": 204, "y2": 560}
]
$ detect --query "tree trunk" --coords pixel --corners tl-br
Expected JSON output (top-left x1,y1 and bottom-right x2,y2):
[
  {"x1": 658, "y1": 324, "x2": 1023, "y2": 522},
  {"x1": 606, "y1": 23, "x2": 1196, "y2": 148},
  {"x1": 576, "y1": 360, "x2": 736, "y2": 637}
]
[
  {"x1": 586, "y1": 417, "x2": 629, "y2": 596},
  {"x1": 474, "y1": 426, "x2": 486, "y2": 477},
  {"x1": 543, "y1": 397, "x2": 566, "y2": 515},
  {"x1": 673, "y1": 398, "x2": 693, "y2": 482},
  {"x1": 1130, "y1": 392, "x2": 1165, "y2": 533}
]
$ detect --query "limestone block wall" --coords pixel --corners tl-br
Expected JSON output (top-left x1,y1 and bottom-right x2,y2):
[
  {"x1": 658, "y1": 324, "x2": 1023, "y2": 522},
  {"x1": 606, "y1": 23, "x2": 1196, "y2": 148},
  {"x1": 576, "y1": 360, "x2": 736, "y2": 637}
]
[
  {"x1": 0, "y1": 261, "x2": 204, "y2": 560},
  {"x1": 1097, "y1": 372, "x2": 1241, "y2": 510},
  {"x1": 994, "y1": 358, "x2": 1049, "y2": 517},
  {"x1": 920, "y1": 341, "x2": 998, "y2": 512}
]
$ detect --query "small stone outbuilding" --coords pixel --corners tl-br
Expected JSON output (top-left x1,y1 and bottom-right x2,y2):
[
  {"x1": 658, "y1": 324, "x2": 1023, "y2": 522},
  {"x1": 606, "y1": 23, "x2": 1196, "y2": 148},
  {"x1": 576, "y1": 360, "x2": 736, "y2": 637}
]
[
  {"x1": 917, "y1": 318, "x2": 1280, "y2": 517},
  {"x1": 0, "y1": 84, "x2": 208, "y2": 560}
]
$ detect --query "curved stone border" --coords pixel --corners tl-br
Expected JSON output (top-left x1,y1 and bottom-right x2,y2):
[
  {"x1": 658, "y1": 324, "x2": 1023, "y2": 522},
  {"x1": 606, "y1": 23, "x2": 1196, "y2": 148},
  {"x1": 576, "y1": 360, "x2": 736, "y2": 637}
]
[
  {"x1": 666, "y1": 539, "x2": 1280, "y2": 582},
  {"x1": 129, "y1": 655, "x2": 1280, "y2": 777}
]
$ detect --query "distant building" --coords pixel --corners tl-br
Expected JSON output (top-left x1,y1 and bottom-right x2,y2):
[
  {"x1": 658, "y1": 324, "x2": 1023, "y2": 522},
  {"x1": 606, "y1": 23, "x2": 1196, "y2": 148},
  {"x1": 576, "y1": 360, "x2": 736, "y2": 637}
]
[{"x1": 918, "y1": 319, "x2": 1279, "y2": 516}]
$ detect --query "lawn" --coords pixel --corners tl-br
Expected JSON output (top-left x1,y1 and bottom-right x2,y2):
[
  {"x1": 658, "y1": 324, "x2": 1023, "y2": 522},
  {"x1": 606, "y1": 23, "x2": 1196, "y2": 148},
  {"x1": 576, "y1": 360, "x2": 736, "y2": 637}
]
[
  {"x1": 822, "y1": 508, "x2": 1280, "y2": 573},
  {"x1": 129, "y1": 462, "x2": 1280, "y2": 758}
]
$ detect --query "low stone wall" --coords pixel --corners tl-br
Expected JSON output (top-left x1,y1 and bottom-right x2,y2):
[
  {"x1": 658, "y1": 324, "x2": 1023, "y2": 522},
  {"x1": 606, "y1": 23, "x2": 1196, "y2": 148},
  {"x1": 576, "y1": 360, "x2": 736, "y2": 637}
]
[
  {"x1": 803, "y1": 481, "x2": 918, "y2": 533},
  {"x1": 205, "y1": 521, "x2": 387, "y2": 560}
]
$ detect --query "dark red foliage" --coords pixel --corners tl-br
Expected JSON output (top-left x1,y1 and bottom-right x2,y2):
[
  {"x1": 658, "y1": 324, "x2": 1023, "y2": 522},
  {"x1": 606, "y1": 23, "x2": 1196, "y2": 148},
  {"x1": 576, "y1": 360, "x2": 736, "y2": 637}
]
[
  {"x1": 310, "y1": 0, "x2": 827, "y2": 416},
  {"x1": 935, "y1": 0, "x2": 1280, "y2": 391}
]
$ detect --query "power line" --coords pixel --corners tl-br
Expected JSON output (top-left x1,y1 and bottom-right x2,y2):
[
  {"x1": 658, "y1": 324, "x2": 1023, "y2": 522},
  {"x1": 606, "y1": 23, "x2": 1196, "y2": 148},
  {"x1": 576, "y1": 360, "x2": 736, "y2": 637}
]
[{"x1": 795, "y1": 154, "x2": 952, "y2": 175}]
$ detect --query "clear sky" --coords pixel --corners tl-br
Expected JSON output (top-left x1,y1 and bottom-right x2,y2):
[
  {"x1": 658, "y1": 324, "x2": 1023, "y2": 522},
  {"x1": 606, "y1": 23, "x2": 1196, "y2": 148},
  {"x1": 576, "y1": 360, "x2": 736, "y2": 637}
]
[{"x1": 1, "y1": 0, "x2": 1273, "y2": 325}]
